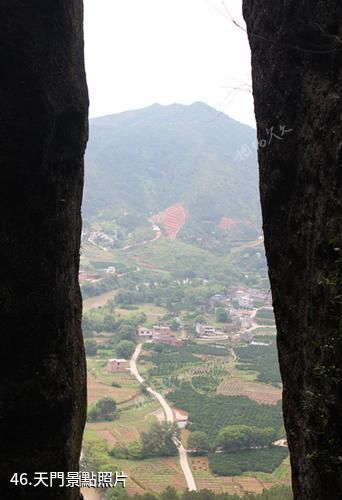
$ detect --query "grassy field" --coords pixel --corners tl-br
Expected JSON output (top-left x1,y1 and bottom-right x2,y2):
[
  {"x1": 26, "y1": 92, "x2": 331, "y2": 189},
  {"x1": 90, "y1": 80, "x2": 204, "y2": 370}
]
[
  {"x1": 115, "y1": 303, "x2": 167, "y2": 326},
  {"x1": 83, "y1": 289, "x2": 118, "y2": 311},
  {"x1": 87, "y1": 400, "x2": 160, "y2": 447},
  {"x1": 87, "y1": 369, "x2": 141, "y2": 407},
  {"x1": 81, "y1": 244, "x2": 118, "y2": 268}
]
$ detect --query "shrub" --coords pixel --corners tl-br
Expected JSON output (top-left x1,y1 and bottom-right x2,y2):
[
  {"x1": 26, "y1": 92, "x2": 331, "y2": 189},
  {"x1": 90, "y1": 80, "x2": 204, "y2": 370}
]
[{"x1": 87, "y1": 397, "x2": 117, "y2": 422}]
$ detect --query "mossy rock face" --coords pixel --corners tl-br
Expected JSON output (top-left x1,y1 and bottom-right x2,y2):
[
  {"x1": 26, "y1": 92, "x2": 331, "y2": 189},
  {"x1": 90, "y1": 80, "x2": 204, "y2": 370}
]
[
  {"x1": 243, "y1": 1, "x2": 342, "y2": 497},
  {"x1": 0, "y1": 1, "x2": 88, "y2": 498}
]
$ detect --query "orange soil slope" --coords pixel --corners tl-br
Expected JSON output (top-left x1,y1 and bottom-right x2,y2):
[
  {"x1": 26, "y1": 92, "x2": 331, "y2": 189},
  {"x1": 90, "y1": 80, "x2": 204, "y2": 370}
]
[
  {"x1": 218, "y1": 217, "x2": 239, "y2": 231},
  {"x1": 151, "y1": 204, "x2": 186, "y2": 240}
]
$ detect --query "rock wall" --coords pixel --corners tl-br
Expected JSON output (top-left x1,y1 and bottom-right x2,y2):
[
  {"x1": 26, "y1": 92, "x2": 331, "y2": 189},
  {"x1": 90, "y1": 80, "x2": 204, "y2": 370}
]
[
  {"x1": 0, "y1": 1, "x2": 88, "y2": 498},
  {"x1": 243, "y1": 1, "x2": 342, "y2": 498}
]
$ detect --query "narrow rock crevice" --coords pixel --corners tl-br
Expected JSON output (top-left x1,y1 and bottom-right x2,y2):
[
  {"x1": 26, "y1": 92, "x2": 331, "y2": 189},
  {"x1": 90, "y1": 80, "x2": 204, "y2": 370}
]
[
  {"x1": 243, "y1": 1, "x2": 342, "y2": 498},
  {"x1": 0, "y1": 1, "x2": 88, "y2": 498}
]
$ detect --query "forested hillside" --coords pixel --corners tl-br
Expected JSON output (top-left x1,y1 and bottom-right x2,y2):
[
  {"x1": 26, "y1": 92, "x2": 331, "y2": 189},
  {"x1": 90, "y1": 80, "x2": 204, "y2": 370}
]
[{"x1": 83, "y1": 103, "x2": 260, "y2": 243}]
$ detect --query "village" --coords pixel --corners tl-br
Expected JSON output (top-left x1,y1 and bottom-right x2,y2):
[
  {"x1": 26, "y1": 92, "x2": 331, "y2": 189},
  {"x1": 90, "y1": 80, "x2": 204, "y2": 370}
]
[{"x1": 105, "y1": 287, "x2": 274, "y2": 373}]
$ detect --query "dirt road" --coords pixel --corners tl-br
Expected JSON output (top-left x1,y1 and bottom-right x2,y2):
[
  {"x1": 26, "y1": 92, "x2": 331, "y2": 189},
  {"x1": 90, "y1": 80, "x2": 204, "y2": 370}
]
[
  {"x1": 122, "y1": 229, "x2": 162, "y2": 251},
  {"x1": 130, "y1": 344, "x2": 197, "y2": 491}
]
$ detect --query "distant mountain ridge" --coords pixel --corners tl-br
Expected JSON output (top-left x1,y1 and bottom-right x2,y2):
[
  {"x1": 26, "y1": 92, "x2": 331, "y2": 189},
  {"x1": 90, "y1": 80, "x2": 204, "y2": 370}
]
[{"x1": 83, "y1": 102, "x2": 261, "y2": 241}]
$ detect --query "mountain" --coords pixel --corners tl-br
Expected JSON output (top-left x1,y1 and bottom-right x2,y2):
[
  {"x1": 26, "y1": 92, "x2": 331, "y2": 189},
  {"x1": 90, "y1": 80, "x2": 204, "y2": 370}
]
[{"x1": 83, "y1": 102, "x2": 261, "y2": 243}]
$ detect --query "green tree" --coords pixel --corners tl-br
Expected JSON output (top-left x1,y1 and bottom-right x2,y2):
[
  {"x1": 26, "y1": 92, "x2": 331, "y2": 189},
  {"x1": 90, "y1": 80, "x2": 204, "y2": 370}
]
[
  {"x1": 161, "y1": 486, "x2": 178, "y2": 500},
  {"x1": 215, "y1": 308, "x2": 230, "y2": 323},
  {"x1": 107, "y1": 299, "x2": 116, "y2": 314},
  {"x1": 86, "y1": 405, "x2": 101, "y2": 423},
  {"x1": 104, "y1": 486, "x2": 129, "y2": 500},
  {"x1": 216, "y1": 425, "x2": 252, "y2": 452},
  {"x1": 109, "y1": 443, "x2": 129, "y2": 459},
  {"x1": 135, "y1": 494, "x2": 158, "y2": 500},
  {"x1": 96, "y1": 397, "x2": 117, "y2": 420},
  {"x1": 116, "y1": 340, "x2": 136, "y2": 359},
  {"x1": 252, "y1": 427, "x2": 277, "y2": 447},
  {"x1": 116, "y1": 290, "x2": 136, "y2": 305},
  {"x1": 170, "y1": 319, "x2": 181, "y2": 332},
  {"x1": 140, "y1": 422, "x2": 179, "y2": 458},
  {"x1": 215, "y1": 425, "x2": 277, "y2": 452},
  {"x1": 136, "y1": 312, "x2": 147, "y2": 324},
  {"x1": 88, "y1": 397, "x2": 117, "y2": 422},
  {"x1": 127, "y1": 440, "x2": 143, "y2": 459},
  {"x1": 103, "y1": 314, "x2": 117, "y2": 332},
  {"x1": 183, "y1": 490, "x2": 215, "y2": 500},
  {"x1": 118, "y1": 323, "x2": 136, "y2": 341},
  {"x1": 84, "y1": 338, "x2": 98, "y2": 356},
  {"x1": 140, "y1": 383, "x2": 150, "y2": 397},
  {"x1": 187, "y1": 431, "x2": 210, "y2": 455}
]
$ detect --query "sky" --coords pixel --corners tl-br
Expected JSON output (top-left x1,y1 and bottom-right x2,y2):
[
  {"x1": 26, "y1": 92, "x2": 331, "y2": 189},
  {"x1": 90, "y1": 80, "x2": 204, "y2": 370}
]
[{"x1": 84, "y1": 0, "x2": 255, "y2": 127}]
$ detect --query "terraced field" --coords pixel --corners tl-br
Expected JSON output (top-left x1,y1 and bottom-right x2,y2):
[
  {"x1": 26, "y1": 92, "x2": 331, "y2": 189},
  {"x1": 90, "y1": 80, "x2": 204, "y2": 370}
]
[
  {"x1": 151, "y1": 204, "x2": 186, "y2": 240},
  {"x1": 104, "y1": 456, "x2": 186, "y2": 495}
]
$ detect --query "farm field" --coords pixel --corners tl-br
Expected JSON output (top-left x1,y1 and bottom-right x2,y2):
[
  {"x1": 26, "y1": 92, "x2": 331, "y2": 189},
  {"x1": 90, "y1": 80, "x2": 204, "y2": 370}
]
[
  {"x1": 87, "y1": 401, "x2": 160, "y2": 447},
  {"x1": 209, "y1": 448, "x2": 288, "y2": 476},
  {"x1": 218, "y1": 374, "x2": 282, "y2": 405},
  {"x1": 87, "y1": 371, "x2": 141, "y2": 407},
  {"x1": 83, "y1": 423, "x2": 186, "y2": 496},
  {"x1": 80, "y1": 241, "x2": 287, "y2": 496},
  {"x1": 114, "y1": 456, "x2": 187, "y2": 494},
  {"x1": 84, "y1": 338, "x2": 285, "y2": 495},
  {"x1": 190, "y1": 456, "x2": 290, "y2": 495},
  {"x1": 143, "y1": 342, "x2": 281, "y2": 405},
  {"x1": 80, "y1": 243, "x2": 116, "y2": 266},
  {"x1": 167, "y1": 383, "x2": 284, "y2": 440},
  {"x1": 83, "y1": 289, "x2": 118, "y2": 311},
  {"x1": 115, "y1": 303, "x2": 167, "y2": 325},
  {"x1": 218, "y1": 359, "x2": 282, "y2": 405},
  {"x1": 234, "y1": 343, "x2": 282, "y2": 385},
  {"x1": 151, "y1": 203, "x2": 187, "y2": 240}
]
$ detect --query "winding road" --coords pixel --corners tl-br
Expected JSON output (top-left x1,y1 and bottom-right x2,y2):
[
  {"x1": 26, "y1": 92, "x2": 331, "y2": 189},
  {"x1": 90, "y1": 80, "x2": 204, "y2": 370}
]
[{"x1": 130, "y1": 344, "x2": 197, "y2": 491}]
